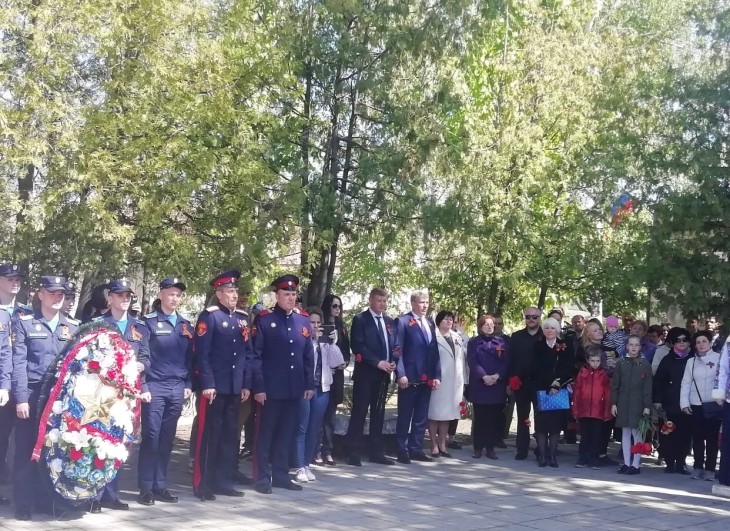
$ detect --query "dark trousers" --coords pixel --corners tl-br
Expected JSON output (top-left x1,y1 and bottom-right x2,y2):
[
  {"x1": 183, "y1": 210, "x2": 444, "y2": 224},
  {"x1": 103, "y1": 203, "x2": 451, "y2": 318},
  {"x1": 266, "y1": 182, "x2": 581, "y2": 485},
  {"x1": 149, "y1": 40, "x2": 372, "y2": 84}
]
[
  {"x1": 346, "y1": 371, "x2": 389, "y2": 458},
  {"x1": 254, "y1": 398, "x2": 298, "y2": 485},
  {"x1": 472, "y1": 403, "x2": 504, "y2": 452},
  {"x1": 578, "y1": 417, "x2": 604, "y2": 465},
  {"x1": 319, "y1": 396, "x2": 337, "y2": 457},
  {"x1": 659, "y1": 411, "x2": 692, "y2": 468},
  {"x1": 690, "y1": 405, "x2": 721, "y2": 472},
  {"x1": 599, "y1": 418, "x2": 616, "y2": 456},
  {"x1": 14, "y1": 385, "x2": 51, "y2": 511},
  {"x1": 515, "y1": 389, "x2": 533, "y2": 456},
  {"x1": 719, "y1": 402, "x2": 730, "y2": 486},
  {"x1": 195, "y1": 393, "x2": 239, "y2": 493},
  {"x1": 448, "y1": 419, "x2": 458, "y2": 437},
  {"x1": 138, "y1": 380, "x2": 185, "y2": 490},
  {"x1": 0, "y1": 399, "x2": 14, "y2": 476},
  {"x1": 396, "y1": 384, "x2": 431, "y2": 455}
]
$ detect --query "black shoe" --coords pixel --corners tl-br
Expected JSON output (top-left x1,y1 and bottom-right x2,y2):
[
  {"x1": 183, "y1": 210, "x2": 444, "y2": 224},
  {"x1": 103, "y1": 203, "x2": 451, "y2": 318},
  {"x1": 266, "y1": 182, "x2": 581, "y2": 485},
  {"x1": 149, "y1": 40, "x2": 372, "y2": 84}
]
[
  {"x1": 446, "y1": 441, "x2": 462, "y2": 450},
  {"x1": 618, "y1": 464, "x2": 629, "y2": 474},
  {"x1": 515, "y1": 453, "x2": 528, "y2": 460},
  {"x1": 485, "y1": 450, "x2": 498, "y2": 460},
  {"x1": 548, "y1": 457, "x2": 558, "y2": 468},
  {"x1": 195, "y1": 490, "x2": 216, "y2": 501},
  {"x1": 439, "y1": 451, "x2": 452, "y2": 458},
  {"x1": 272, "y1": 480, "x2": 303, "y2": 491},
  {"x1": 397, "y1": 453, "x2": 411, "y2": 464},
  {"x1": 575, "y1": 461, "x2": 587, "y2": 468},
  {"x1": 214, "y1": 488, "x2": 245, "y2": 497},
  {"x1": 411, "y1": 453, "x2": 433, "y2": 462},
  {"x1": 495, "y1": 440, "x2": 507, "y2": 449},
  {"x1": 15, "y1": 508, "x2": 31, "y2": 521},
  {"x1": 101, "y1": 498, "x2": 129, "y2": 511},
  {"x1": 89, "y1": 501, "x2": 102, "y2": 513},
  {"x1": 627, "y1": 466, "x2": 640, "y2": 475},
  {"x1": 137, "y1": 490, "x2": 155, "y2": 506},
  {"x1": 254, "y1": 483, "x2": 272, "y2": 494},
  {"x1": 369, "y1": 455, "x2": 395, "y2": 465},
  {"x1": 152, "y1": 489, "x2": 179, "y2": 503},
  {"x1": 348, "y1": 456, "x2": 363, "y2": 467},
  {"x1": 538, "y1": 457, "x2": 547, "y2": 468},
  {"x1": 676, "y1": 466, "x2": 691, "y2": 476},
  {"x1": 430, "y1": 452, "x2": 441, "y2": 458}
]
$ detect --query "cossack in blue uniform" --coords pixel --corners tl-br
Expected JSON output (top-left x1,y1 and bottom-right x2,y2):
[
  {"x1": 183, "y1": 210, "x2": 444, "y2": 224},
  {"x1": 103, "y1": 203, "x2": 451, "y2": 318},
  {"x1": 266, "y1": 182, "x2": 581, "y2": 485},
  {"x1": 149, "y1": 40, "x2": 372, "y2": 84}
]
[
  {"x1": 251, "y1": 274, "x2": 314, "y2": 492},
  {"x1": 11, "y1": 276, "x2": 79, "y2": 519},
  {"x1": 192, "y1": 270, "x2": 252, "y2": 500},
  {"x1": 138, "y1": 277, "x2": 194, "y2": 503}
]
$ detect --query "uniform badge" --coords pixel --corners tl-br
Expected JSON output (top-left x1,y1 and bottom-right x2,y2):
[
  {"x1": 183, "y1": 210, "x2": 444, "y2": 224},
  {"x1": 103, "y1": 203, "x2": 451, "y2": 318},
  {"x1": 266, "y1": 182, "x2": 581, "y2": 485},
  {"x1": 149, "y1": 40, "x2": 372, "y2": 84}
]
[
  {"x1": 270, "y1": 322, "x2": 276, "y2": 328},
  {"x1": 197, "y1": 322, "x2": 207, "y2": 336},
  {"x1": 222, "y1": 321, "x2": 229, "y2": 328},
  {"x1": 59, "y1": 325, "x2": 72, "y2": 340},
  {"x1": 302, "y1": 327, "x2": 310, "y2": 338},
  {"x1": 157, "y1": 322, "x2": 163, "y2": 328},
  {"x1": 35, "y1": 324, "x2": 42, "y2": 332},
  {"x1": 130, "y1": 326, "x2": 143, "y2": 341},
  {"x1": 181, "y1": 323, "x2": 193, "y2": 339},
  {"x1": 242, "y1": 327, "x2": 250, "y2": 342}
]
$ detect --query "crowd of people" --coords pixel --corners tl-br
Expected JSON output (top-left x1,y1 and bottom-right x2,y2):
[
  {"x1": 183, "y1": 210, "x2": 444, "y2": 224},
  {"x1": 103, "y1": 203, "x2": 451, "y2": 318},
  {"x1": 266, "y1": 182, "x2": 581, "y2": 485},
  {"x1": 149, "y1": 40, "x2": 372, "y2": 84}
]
[{"x1": 0, "y1": 263, "x2": 728, "y2": 522}]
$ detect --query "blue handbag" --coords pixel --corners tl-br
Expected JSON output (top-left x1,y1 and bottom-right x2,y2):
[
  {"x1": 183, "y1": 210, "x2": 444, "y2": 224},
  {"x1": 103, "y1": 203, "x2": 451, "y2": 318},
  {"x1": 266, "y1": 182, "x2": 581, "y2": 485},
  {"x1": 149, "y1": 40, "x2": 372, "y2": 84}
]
[{"x1": 536, "y1": 389, "x2": 570, "y2": 411}]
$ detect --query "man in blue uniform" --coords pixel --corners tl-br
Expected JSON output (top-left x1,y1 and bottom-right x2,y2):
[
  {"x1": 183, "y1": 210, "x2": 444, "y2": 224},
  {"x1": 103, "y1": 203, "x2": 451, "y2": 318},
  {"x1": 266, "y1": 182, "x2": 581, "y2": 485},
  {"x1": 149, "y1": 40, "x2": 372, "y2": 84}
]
[
  {"x1": 393, "y1": 291, "x2": 441, "y2": 464},
  {"x1": 138, "y1": 277, "x2": 194, "y2": 506},
  {"x1": 192, "y1": 270, "x2": 252, "y2": 500},
  {"x1": 91, "y1": 279, "x2": 151, "y2": 512},
  {"x1": 12, "y1": 276, "x2": 79, "y2": 520},
  {"x1": 0, "y1": 263, "x2": 32, "y2": 487},
  {"x1": 346, "y1": 287, "x2": 397, "y2": 466},
  {"x1": 251, "y1": 274, "x2": 314, "y2": 494}
]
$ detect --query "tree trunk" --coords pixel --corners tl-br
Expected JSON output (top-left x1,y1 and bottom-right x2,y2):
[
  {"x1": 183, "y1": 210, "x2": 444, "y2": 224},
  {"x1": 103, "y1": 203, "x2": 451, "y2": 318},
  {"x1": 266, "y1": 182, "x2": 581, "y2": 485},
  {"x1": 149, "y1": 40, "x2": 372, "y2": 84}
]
[{"x1": 537, "y1": 281, "x2": 549, "y2": 311}]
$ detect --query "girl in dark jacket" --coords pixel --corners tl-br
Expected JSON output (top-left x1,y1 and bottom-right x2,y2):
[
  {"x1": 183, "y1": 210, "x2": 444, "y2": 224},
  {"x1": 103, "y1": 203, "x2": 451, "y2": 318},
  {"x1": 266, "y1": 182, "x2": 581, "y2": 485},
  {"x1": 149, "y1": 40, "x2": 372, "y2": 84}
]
[{"x1": 653, "y1": 327, "x2": 695, "y2": 474}]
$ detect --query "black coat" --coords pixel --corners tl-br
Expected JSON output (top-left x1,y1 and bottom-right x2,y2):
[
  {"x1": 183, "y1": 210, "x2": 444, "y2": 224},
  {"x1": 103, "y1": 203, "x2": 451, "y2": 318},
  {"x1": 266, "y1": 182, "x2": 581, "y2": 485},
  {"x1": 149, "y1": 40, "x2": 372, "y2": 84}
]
[
  {"x1": 653, "y1": 350, "x2": 695, "y2": 415},
  {"x1": 330, "y1": 318, "x2": 351, "y2": 405},
  {"x1": 508, "y1": 327, "x2": 544, "y2": 382},
  {"x1": 529, "y1": 338, "x2": 575, "y2": 393}
]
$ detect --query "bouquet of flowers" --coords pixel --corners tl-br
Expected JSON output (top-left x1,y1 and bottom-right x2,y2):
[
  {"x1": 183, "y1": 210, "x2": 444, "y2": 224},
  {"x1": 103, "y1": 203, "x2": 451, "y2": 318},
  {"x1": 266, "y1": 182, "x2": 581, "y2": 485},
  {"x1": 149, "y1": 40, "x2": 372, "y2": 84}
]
[
  {"x1": 660, "y1": 420, "x2": 676, "y2": 435},
  {"x1": 33, "y1": 323, "x2": 141, "y2": 504},
  {"x1": 629, "y1": 442, "x2": 653, "y2": 455}
]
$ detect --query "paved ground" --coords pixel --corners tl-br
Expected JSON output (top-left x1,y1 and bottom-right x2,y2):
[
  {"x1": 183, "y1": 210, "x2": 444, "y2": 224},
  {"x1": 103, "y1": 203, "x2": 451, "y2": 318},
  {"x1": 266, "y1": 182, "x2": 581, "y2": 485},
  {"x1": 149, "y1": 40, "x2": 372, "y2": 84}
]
[{"x1": 0, "y1": 416, "x2": 728, "y2": 530}]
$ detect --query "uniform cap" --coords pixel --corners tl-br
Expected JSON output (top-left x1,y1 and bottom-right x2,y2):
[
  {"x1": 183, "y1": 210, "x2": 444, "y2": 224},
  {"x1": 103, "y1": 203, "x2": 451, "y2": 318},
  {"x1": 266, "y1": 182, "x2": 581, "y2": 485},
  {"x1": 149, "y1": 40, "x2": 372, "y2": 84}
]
[
  {"x1": 0, "y1": 263, "x2": 25, "y2": 278},
  {"x1": 211, "y1": 270, "x2": 240, "y2": 289},
  {"x1": 108, "y1": 279, "x2": 135, "y2": 294},
  {"x1": 272, "y1": 274, "x2": 299, "y2": 292},
  {"x1": 40, "y1": 276, "x2": 67, "y2": 292},
  {"x1": 159, "y1": 277, "x2": 187, "y2": 291},
  {"x1": 64, "y1": 280, "x2": 77, "y2": 296}
]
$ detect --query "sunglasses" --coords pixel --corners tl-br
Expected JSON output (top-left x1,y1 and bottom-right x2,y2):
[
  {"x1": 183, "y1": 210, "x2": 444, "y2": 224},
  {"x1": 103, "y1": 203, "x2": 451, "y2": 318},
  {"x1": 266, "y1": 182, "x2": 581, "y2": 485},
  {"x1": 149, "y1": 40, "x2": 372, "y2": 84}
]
[
  {"x1": 674, "y1": 337, "x2": 689, "y2": 343},
  {"x1": 524, "y1": 315, "x2": 540, "y2": 320},
  {"x1": 331, "y1": 303, "x2": 341, "y2": 309}
]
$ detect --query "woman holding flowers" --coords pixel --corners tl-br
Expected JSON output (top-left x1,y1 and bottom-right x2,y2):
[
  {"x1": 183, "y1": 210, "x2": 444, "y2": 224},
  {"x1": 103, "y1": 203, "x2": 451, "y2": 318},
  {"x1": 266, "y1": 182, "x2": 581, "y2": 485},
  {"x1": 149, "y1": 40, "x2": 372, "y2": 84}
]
[
  {"x1": 611, "y1": 335, "x2": 653, "y2": 475},
  {"x1": 467, "y1": 315, "x2": 509, "y2": 460},
  {"x1": 654, "y1": 327, "x2": 695, "y2": 475},
  {"x1": 428, "y1": 311, "x2": 465, "y2": 458},
  {"x1": 680, "y1": 330, "x2": 722, "y2": 480}
]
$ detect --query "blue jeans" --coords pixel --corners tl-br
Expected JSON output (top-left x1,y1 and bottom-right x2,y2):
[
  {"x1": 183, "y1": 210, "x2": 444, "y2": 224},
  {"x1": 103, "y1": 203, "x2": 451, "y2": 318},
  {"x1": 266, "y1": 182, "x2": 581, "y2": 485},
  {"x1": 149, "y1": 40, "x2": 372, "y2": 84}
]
[{"x1": 292, "y1": 389, "x2": 330, "y2": 468}]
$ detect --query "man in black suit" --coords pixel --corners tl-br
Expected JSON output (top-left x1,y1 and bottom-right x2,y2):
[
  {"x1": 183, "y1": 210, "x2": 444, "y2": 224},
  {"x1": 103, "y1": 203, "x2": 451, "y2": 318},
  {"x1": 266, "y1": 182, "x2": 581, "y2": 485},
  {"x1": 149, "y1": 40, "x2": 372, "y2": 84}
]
[{"x1": 346, "y1": 288, "x2": 396, "y2": 466}]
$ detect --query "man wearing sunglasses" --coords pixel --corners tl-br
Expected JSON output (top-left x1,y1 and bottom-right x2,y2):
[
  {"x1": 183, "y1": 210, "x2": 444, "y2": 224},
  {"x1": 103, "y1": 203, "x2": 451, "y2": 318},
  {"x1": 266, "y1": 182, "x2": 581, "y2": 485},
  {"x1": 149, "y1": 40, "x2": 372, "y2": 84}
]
[{"x1": 507, "y1": 307, "x2": 544, "y2": 460}]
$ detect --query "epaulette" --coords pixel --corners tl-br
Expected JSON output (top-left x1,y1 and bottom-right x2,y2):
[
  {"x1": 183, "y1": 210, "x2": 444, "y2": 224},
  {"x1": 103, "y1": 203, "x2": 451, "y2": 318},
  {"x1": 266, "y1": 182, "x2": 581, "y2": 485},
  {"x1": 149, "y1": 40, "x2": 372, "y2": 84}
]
[
  {"x1": 19, "y1": 314, "x2": 33, "y2": 321},
  {"x1": 206, "y1": 306, "x2": 220, "y2": 312},
  {"x1": 298, "y1": 309, "x2": 309, "y2": 317},
  {"x1": 144, "y1": 312, "x2": 158, "y2": 319},
  {"x1": 258, "y1": 309, "x2": 270, "y2": 317},
  {"x1": 66, "y1": 317, "x2": 80, "y2": 326},
  {"x1": 234, "y1": 308, "x2": 248, "y2": 316}
]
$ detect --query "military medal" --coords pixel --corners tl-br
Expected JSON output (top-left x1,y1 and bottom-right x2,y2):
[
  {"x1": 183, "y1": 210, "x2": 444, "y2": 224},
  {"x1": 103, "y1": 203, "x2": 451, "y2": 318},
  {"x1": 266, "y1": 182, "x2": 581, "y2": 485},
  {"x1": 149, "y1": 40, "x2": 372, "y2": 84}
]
[{"x1": 222, "y1": 321, "x2": 229, "y2": 328}]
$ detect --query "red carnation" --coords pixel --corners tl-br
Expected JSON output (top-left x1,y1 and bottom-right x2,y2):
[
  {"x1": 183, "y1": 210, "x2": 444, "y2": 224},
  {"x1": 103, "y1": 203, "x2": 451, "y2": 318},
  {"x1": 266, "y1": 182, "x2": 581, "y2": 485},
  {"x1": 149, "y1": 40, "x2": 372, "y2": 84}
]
[
  {"x1": 70, "y1": 448, "x2": 83, "y2": 461},
  {"x1": 427, "y1": 380, "x2": 434, "y2": 388},
  {"x1": 460, "y1": 408, "x2": 468, "y2": 416},
  {"x1": 459, "y1": 401, "x2": 466, "y2": 407},
  {"x1": 356, "y1": 354, "x2": 362, "y2": 363},
  {"x1": 88, "y1": 360, "x2": 101, "y2": 371},
  {"x1": 114, "y1": 459, "x2": 122, "y2": 469},
  {"x1": 421, "y1": 374, "x2": 428, "y2": 382},
  {"x1": 630, "y1": 442, "x2": 652, "y2": 455},
  {"x1": 94, "y1": 456, "x2": 106, "y2": 469},
  {"x1": 508, "y1": 376, "x2": 523, "y2": 391},
  {"x1": 523, "y1": 419, "x2": 532, "y2": 428}
]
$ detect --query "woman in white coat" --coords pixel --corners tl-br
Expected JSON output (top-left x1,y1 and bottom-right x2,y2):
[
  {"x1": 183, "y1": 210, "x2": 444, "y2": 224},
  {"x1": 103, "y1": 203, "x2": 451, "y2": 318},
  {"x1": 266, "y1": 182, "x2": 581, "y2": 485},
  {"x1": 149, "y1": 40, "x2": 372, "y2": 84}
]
[{"x1": 428, "y1": 310, "x2": 466, "y2": 458}]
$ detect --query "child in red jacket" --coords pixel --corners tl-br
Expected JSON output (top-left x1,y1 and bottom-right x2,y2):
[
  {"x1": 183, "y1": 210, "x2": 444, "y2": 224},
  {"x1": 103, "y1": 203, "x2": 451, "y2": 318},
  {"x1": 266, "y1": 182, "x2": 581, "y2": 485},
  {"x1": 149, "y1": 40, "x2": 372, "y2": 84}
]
[{"x1": 572, "y1": 346, "x2": 612, "y2": 469}]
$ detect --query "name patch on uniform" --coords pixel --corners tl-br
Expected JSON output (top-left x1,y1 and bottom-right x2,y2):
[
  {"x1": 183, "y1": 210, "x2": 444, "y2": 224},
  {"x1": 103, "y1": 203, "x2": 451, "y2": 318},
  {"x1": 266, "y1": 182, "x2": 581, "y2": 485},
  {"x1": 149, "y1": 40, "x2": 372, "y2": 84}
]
[
  {"x1": 28, "y1": 333, "x2": 49, "y2": 339},
  {"x1": 154, "y1": 330, "x2": 172, "y2": 336}
]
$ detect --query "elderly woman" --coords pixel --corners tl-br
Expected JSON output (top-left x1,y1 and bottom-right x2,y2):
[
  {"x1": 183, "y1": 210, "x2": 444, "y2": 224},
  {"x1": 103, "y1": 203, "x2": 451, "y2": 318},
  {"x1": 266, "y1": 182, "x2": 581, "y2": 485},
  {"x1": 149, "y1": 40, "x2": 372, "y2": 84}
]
[
  {"x1": 654, "y1": 327, "x2": 695, "y2": 474},
  {"x1": 681, "y1": 331, "x2": 722, "y2": 480},
  {"x1": 712, "y1": 338, "x2": 729, "y2": 487},
  {"x1": 427, "y1": 311, "x2": 466, "y2": 458},
  {"x1": 467, "y1": 315, "x2": 509, "y2": 459},
  {"x1": 529, "y1": 317, "x2": 574, "y2": 467}
]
